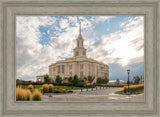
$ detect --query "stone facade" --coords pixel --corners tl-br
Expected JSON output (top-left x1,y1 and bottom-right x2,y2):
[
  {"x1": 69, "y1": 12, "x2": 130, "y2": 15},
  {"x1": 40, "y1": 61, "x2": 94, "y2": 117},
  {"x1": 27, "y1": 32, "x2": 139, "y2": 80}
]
[{"x1": 48, "y1": 22, "x2": 109, "y2": 83}]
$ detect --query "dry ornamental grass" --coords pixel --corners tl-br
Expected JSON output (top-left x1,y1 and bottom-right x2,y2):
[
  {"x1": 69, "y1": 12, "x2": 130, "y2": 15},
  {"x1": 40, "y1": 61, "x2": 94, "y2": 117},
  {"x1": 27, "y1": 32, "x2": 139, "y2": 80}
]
[
  {"x1": 48, "y1": 84, "x2": 54, "y2": 93},
  {"x1": 42, "y1": 84, "x2": 49, "y2": 93},
  {"x1": 16, "y1": 88, "x2": 31, "y2": 101},
  {"x1": 32, "y1": 89, "x2": 42, "y2": 101},
  {"x1": 123, "y1": 84, "x2": 144, "y2": 93}
]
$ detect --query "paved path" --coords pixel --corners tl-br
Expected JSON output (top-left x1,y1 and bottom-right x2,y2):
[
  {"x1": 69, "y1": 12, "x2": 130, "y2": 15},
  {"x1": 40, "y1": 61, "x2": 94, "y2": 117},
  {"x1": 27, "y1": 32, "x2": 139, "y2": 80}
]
[{"x1": 42, "y1": 87, "x2": 144, "y2": 102}]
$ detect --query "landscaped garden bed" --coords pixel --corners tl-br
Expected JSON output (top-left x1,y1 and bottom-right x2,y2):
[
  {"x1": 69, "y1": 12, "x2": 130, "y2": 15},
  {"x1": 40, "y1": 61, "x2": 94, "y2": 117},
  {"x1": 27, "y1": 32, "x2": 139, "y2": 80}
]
[
  {"x1": 115, "y1": 84, "x2": 144, "y2": 95},
  {"x1": 16, "y1": 85, "x2": 42, "y2": 101}
]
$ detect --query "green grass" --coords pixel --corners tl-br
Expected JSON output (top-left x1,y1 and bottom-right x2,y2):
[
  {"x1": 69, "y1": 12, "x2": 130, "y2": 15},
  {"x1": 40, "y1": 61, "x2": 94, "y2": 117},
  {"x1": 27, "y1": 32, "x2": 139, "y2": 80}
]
[
  {"x1": 25, "y1": 85, "x2": 86, "y2": 90},
  {"x1": 116, "y1": 88, "x2": 144, "y2": 95}
]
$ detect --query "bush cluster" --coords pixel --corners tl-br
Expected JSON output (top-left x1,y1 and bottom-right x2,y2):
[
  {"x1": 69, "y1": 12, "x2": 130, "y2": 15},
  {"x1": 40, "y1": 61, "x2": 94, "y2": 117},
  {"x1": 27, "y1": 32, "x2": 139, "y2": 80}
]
[
  {"x1": 49, "y1": 84, "x2": 54, "y2": 93},
  {"x1": 42, "y1": 84, "x2": 49, "y2": 93},
  {"x1": 16, "y1": 87, "x2": 42, "y2": 101},
  {"x1": 106, "y1": 84, "x2": 128, "y2": 87},
  {"x1": 53, "y1": 87, "x2": 68, "y2": 93},
  {"x1": 42, "y1": 84, "x2": 54, "y2": 93},
  {"x1": 28, "y1": 85, "x2": 34, "y2": 92},
  {"x1": 16, "y1": 88, "x2": 31, "y2": 101},
  {"x1": 123, "y1": 84, "x2": 144, "y2": 93},
  {"x1": 32, "y1": 89, "x2": 42, "y2": 101},
  {"x1": 101, "y1": 84, "x2": 107, "y2": 86},
  {"x1": 84, "y1": 83, "x2": 93, "y2": 87}
]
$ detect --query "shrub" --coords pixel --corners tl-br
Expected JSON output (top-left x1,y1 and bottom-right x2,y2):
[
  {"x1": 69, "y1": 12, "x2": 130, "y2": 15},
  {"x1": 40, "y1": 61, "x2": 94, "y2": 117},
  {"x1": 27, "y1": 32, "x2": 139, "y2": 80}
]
[
  {"x1": 32, "y1": 89, "x2": 42, "y2": 101},
  {"x1": 107, "y1": 84, "x2": 128, "y2": 87},
  {"x1": 61, "y1": 83, "x2": 72, "y2": 86},
  {"x1": 28, "y1": 85, "x2": 33, "y2": 89},
  {"x1": 48, "y1": 84, "x2": 54, "y2": 93},
  {"x1": 42, "y1": 84, "x2": 49, "y2": 93},
  {"x1": 76, "y1": 82, "x2": 86, "y2": 87},
  {"x1": 39, "y1": 88, "x2": 43, "y2": 93},
  {"x1": 53, "y1": 87, "x2": 68, "y2": 93},
  {"x1": 16, "y1": 88, "x2": 31, "y2": 101},
  {"x1": 123, "y1": 84, "x2": 144, "y2": 93},
  {"x1": 84, "y1": 83, "x2": 93, "y2": 87},
  {"x1": 28, "y1": 85, "x2": 34, "y2": 92},
  {"x1": 101, "y1": 84, "x2": 107, "y2": 87},
  {"x1": 26, "y1": 89, "x2": 31, "y2": 101}
]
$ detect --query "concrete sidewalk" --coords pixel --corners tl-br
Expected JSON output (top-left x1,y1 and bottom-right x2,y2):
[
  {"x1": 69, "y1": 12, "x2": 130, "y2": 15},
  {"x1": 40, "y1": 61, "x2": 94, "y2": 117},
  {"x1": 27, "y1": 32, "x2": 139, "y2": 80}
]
[{"x1": 42, "y1": 87, "x2": 144, "y2": 102}]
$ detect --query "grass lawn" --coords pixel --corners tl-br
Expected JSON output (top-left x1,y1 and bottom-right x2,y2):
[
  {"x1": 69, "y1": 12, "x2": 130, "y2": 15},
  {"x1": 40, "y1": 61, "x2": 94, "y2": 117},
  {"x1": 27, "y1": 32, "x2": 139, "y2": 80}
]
[
  {"x1": 116, "y1": 88, "x2": 144, "y2": 95},
  {"x1": 25, "y1": 85, "x2": 86, "y2": 90}
]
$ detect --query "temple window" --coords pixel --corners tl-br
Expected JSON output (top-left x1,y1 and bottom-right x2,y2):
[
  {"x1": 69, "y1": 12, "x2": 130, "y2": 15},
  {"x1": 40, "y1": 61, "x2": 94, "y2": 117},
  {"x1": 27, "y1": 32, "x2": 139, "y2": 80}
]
[
  {"x1": 70, "y1": 72, "x2": 72, "y2": 76},
  {"x1": 69, "y1": 65, "x2": 72, "y2": 70},
  {"x1": 83, "y1": 51, "x2": 85, "y2": 55},
  {"x1": 80, "y1": 72, "x2": 83, "y2": 78},
  {"x1": 80, "y1": 64, "x2": 83, "y2": 69},
  {"x1": 53, "y1": 67, "x2": 55, "y2": 72},
  {"x1": 62, "y1": 65, "x2": 65, "y2": 74},
  {"x1": 76, "y1": 51, "x2": 79, "y2": 56},
  {"x1": 58, "y1": 66, "x2": 60, "y2": 73}
]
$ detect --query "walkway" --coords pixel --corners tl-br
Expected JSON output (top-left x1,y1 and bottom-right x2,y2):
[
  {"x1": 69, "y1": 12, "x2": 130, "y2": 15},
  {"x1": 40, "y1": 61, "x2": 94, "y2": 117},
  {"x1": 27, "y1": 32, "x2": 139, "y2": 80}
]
[{"x1": 42, "y1": 87, "x2": 144, "y2": 102}]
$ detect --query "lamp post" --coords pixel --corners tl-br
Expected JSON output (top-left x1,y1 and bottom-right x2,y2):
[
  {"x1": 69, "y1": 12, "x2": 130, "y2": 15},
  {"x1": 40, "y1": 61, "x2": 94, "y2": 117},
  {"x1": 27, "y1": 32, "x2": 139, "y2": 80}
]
[{"x1": 127, "y1": 69, "x2": 130, "y2": 95}]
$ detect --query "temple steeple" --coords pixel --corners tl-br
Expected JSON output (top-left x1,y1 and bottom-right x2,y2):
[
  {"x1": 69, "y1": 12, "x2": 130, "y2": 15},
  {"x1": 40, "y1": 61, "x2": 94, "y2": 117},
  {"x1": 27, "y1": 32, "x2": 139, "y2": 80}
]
[
  {"x1": 79, "y1": 22, "x2": 81, "y2": 34},
  {"x1": 77, "y1": 22, "x2": 84, "y2": 48},
  {"x1": 73, "y1": 22, "x2": 87, "y2": 57}
]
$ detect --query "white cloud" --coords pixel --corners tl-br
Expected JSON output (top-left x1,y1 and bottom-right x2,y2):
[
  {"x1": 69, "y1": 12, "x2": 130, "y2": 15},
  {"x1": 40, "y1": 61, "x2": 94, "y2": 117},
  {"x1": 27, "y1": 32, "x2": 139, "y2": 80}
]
[
  {"x1": 16, "y1": 16, "x2": 144, "y2": 81},
  {"x1": 59, "y1": 19, "x2": 69, "y2": 29},
  {"x1": 16, "y1": 16, "x2": 57, "y2": 80},
  {"x1": 94, "y1": 16, "x2": 114, "y2": 23},
  {"x1": 87, "y1": 16, "x2": 144, "y2": 66}
]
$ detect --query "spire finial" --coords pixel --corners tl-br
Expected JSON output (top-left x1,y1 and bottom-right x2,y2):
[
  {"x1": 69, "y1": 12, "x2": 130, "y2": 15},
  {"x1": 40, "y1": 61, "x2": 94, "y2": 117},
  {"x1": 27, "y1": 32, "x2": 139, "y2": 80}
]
[{"x1": 79, "y1": 22, "x2": 81, "y2": 34}]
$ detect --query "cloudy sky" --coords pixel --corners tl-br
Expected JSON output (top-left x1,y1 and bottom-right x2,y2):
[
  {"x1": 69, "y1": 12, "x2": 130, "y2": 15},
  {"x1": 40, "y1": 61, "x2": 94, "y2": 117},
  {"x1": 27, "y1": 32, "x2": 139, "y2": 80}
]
[{"x1": 16, "y1": 16, "x2": 144, "y2": 82}]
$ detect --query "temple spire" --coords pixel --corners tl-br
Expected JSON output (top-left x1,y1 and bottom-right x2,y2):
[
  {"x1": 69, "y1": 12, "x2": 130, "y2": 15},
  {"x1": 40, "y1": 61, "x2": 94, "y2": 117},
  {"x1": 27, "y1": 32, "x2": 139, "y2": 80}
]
[{"x1": 79, "y1": 22, "x2": 81, "y2": 34}]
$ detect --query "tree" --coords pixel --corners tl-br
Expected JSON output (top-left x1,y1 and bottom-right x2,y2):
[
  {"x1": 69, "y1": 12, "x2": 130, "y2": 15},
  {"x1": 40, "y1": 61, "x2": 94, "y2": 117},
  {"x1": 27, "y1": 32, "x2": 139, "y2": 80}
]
[
  {"x1": 133, "y1": 76, "x2": 141, "y2": 84},
  {"x1": 55, "y1": 75, "x2": 62, "y2": 84},
  {"x1": 103, "y1": 78, "x2": 109, "y2": 84},
  {"x1": 130, "y1": 81, "x2": 134, "y2": 84},
  {"x1": 44, "y1": 74, "x2": 50, "y2": 83},
  {"x1": 96, "y1": 77, "x2": 102, "y2": 84},
  {"x1": 88, "y1": 76, "x2": 95, "y2": 83},
  {"x1": 116, "y1": 78, "x2": 120, "y2": 85},
  {"x1": 68, "y1": 76, "x2": 73, "y2": 84},
  {"x1": 16, "y1": 79, "x2": 22, "y2": 84},
  {"x1": 83, "y1": 77, "x2": 87, "y2": 82},
  {"x1": 72, "y1": 75, "x2": 79, "y2": 86}
]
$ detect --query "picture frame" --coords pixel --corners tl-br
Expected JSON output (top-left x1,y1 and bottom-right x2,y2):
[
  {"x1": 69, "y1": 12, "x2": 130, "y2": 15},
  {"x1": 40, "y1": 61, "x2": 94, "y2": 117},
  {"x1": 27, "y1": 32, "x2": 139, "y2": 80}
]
[{"x1": 0, "y1": 0, "x2": 159, "y2": 117}]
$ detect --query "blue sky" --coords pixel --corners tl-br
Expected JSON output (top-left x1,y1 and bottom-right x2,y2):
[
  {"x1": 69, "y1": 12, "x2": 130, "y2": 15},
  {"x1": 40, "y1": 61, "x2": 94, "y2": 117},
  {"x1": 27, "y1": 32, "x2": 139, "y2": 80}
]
[{"x1": 16, "y1": 16, "x2": 144, "y2": 82}]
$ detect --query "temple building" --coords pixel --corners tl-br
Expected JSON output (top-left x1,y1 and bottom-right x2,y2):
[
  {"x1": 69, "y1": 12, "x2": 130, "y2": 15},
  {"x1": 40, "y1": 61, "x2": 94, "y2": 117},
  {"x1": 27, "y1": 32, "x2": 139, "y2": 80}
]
[{"x1": 47, "y1": 22, "x2": 109, "y2": 83}]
